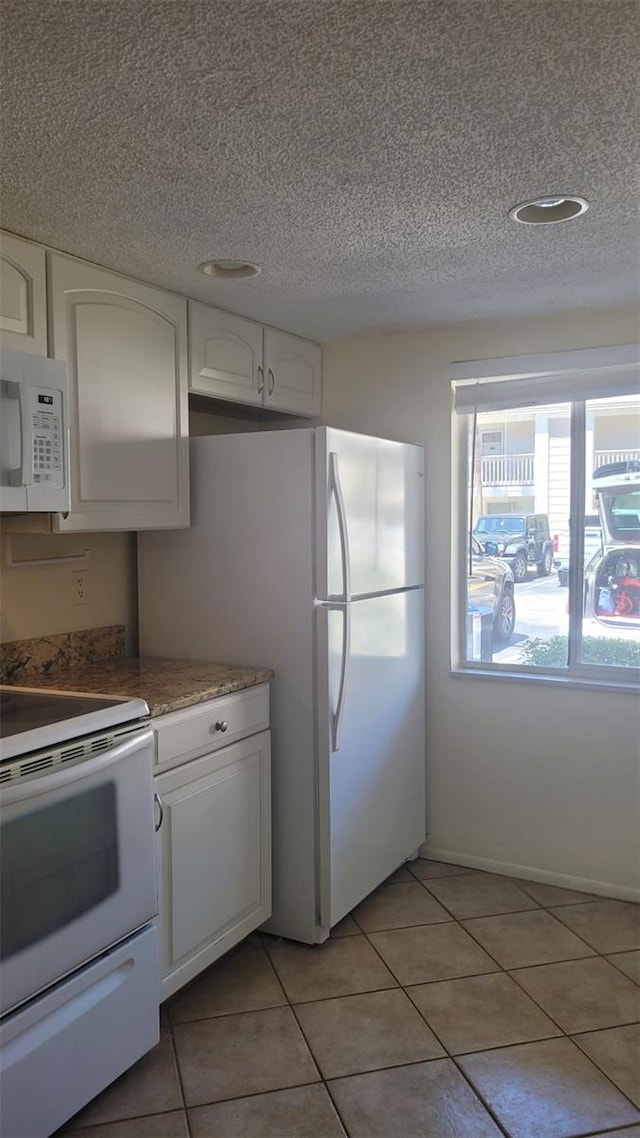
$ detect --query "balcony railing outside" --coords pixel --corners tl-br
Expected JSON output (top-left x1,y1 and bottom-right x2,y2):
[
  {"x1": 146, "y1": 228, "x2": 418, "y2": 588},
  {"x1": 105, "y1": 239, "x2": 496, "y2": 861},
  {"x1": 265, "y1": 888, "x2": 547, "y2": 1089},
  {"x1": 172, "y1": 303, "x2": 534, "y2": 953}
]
[
  {"x1": 593, "y1": 448, "x2": 640, "y2": 470},
  {"x1": 481, "y1": 449, "x2": 639, "y2": 487},
  {"x1": 481, "y1": 453, "x2": 534, "y2": 486}
]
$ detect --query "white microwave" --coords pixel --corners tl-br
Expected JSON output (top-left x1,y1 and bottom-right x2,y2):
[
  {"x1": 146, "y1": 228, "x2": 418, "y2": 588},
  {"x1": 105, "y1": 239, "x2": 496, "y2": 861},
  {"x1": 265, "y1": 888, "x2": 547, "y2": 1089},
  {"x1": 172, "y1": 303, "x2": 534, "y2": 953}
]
[{"x1": 0, "y1": 348, "x2": 71, "y2": 512}]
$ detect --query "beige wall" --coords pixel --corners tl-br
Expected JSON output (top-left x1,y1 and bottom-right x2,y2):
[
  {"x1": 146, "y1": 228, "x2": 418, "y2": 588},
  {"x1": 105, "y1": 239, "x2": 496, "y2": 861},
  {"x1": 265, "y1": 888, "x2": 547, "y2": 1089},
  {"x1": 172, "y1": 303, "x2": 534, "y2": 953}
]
[
  {"x1": 0, "y1": 528, "x2": 137, "y2": 650},
  {"x1": 322, "y1": 304, "x2": 640, "y2": 896}
]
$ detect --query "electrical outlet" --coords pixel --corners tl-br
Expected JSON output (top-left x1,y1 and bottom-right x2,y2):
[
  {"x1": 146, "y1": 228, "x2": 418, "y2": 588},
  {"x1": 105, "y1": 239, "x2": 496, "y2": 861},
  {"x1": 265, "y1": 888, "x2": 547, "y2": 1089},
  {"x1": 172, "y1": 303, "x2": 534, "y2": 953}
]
[{"x1": 73, "y1": 570, "x2": 89, "y2": 606}]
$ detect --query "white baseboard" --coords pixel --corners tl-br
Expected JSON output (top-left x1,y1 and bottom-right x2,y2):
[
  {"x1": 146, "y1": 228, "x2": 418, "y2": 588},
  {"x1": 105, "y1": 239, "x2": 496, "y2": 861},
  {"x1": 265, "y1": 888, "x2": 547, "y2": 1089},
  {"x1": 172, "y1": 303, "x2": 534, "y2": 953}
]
[{"x1": 419, "y1": 843, "x2": 640, "y2": 903}]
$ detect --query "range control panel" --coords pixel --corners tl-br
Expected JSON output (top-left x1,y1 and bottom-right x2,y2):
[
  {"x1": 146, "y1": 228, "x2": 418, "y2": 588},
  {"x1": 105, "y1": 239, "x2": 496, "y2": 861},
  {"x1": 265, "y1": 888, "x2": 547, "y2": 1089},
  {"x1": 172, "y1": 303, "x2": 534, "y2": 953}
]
[{"x1": 31, "y1": 387, "x2": 64, "y2": 488}]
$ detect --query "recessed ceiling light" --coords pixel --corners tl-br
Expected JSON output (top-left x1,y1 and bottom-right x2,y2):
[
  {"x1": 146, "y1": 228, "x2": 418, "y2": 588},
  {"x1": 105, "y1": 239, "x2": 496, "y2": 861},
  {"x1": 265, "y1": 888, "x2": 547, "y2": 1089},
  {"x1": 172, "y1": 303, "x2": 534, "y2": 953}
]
[
  {"x1": 199, "y1": 259, "x2": 262, "y2": 279},
  {"x1": 509, "y1": 196, "x2": 589, "y2": 225}
]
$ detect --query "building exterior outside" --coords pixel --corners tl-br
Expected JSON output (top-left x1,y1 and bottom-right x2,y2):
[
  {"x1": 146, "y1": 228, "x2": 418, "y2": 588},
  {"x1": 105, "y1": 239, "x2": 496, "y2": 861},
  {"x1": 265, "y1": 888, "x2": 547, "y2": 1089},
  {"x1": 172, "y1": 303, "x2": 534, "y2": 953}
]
[{"x1": 474, "y1": 396, "x2": 640, "y2": 537}]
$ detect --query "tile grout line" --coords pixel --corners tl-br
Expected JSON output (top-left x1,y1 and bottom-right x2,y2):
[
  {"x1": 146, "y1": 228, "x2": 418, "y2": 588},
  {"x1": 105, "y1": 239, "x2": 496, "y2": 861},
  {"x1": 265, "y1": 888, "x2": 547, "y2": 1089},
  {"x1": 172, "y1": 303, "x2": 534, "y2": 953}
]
[
  {"x1": 63, "y1": 869, "x2": 639, "y2": 1135},
  {"x1": 163, "y1": 1010, "x2": 193, "y2": 1138},
  {"x1": 357, "y1": 886, "x2": 640, "y2": 1132}
]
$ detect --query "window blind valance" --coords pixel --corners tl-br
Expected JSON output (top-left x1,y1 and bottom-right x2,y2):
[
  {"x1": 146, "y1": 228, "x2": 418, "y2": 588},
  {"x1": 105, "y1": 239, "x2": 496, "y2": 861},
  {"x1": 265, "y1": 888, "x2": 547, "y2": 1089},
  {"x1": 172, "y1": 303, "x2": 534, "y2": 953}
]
[{"x1": 452, "y1": 343, "x2": 639, "y2": 414}]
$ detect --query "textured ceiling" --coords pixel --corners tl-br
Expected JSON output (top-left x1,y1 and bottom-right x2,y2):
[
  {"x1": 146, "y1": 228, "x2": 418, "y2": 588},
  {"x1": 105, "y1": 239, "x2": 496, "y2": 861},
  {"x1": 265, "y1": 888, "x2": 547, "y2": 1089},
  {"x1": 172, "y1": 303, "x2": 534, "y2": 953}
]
[{"x1": 1, "y1": 0, "x2": 639, "y2": 340}]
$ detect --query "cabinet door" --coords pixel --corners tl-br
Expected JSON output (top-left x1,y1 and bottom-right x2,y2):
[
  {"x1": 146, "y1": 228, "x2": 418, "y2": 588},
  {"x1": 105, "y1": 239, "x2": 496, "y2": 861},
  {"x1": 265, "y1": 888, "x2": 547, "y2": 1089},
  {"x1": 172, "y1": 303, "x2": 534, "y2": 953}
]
[
  {"x1": 155, "y1": 731, "x2": 271, "y2": 998},
  {"x1": 0, "y1": 232, "x2": 47, "y2": 355},
  {"x1": 263, "y1": 327, "x2": 321, "y2": 416},
  {"x1": 189, "y1": 301, "x2": 263, "y2": 405},
  {"x1": 49, "y1": 254, "x2": 189, "y2": 531}
]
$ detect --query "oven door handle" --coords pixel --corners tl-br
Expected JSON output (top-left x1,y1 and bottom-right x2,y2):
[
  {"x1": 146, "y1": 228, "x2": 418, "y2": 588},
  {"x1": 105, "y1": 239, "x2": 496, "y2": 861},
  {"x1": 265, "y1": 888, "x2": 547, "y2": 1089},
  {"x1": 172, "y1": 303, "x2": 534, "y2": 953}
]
[{"x1": 0, "y1": 727, "x2": 153, "y2": 805}]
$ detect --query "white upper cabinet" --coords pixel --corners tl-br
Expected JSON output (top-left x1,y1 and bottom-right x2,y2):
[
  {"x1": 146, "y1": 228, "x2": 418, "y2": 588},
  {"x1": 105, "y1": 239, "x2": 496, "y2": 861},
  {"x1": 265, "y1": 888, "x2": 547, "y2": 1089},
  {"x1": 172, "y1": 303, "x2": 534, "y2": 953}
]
[
  {"x1": 189, "y1": 301, "x2": 321, "y2": 417},
  {"x1": 188, "y1": 301, "x2": 263, "y2": 405},
  {"x1": 0, "y1": 233, "x2": 48, "y2": 355},
  {"x1": 263, "y1": 327, "x2": 321, "y2": 416},
  {"x1": 49, "y1": 254, "x2": 189, "y2": 531}
]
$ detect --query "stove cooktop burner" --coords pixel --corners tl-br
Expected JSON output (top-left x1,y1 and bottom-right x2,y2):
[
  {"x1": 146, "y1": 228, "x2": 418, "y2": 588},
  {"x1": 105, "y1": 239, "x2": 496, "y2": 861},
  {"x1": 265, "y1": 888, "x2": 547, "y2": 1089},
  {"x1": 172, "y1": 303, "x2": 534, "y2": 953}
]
[
  {"x1": 0, "y1": 687, "x2": 150, "y2": 761},
  {"x1": 0, "y1": 689, "x2": 134, "y2": 740}
]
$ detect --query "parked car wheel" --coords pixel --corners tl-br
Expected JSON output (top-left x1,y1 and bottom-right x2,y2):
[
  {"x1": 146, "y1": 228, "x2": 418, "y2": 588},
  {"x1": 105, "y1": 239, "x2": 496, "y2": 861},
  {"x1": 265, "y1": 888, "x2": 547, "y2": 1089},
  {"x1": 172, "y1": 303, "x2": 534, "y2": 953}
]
[
  {"x1": 511, "y1": 553, "x2": 528, "y2": 582},
  {"x1": 537, "y1": 548, "x2": 553, "y2": 577},
  {"x1": 492, "y1": 588, "x2": 516, "y2": 643}
]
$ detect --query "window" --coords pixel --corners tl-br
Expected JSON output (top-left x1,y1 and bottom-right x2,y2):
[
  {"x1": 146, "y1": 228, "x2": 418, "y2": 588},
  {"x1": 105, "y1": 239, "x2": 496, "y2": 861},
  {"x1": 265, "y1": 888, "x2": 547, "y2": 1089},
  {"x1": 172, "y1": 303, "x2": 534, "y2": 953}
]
[{"x1": 452, "y1": 344, "x2": 640, "y2": 686}]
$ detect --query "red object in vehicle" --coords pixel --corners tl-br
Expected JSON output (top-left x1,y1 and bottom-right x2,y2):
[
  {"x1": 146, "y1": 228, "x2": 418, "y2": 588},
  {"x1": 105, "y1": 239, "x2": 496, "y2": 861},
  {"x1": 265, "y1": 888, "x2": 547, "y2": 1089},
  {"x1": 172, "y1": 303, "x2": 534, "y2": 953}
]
[{"x1": 613, "y1": 577, "x2": 640, "y2": 617}]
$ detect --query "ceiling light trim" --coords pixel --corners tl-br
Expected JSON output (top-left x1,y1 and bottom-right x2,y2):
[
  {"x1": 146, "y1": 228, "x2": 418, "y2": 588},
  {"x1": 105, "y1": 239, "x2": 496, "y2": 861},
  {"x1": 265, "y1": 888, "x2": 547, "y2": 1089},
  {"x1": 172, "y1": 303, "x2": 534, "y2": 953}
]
[
  {"x1": 509, "y1": 196, "x2": 589, "y2": 225},
  {"x1": 199, "y1": 259, "x2": 262, "y2": 279}
]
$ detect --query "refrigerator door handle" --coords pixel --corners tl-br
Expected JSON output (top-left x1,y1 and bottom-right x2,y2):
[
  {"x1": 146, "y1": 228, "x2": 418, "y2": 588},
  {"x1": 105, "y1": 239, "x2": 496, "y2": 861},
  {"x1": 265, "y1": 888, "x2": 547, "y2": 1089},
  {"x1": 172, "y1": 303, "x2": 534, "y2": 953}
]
[
  {"x1": 333, "y1": 603, "x2": 351, "y2": 752},
  {"x1": 321, "y1": 601, "x2": 350, "y2": 753},
  {"x1": 329, "y1": 451, "x2": 351, "y2": 602}
]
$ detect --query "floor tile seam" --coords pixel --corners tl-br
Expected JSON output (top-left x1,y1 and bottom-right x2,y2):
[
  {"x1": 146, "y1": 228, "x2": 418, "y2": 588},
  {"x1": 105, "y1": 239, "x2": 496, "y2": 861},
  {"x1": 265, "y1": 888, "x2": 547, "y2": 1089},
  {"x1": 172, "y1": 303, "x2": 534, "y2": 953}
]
[
  {"x1": 570, "y1": 1020, "x2": 640, "y2": 1041},
  {"x1": 183, "y1": 1075, "x2": 326, "y2": 1112},
  {"x1": 459, "y1": 906, "x2": 603, "y2": 945},
  {"x1": 416, "y1": 877, "x2": 543, "y2": 921},
  {"x1": 351, "y1": 912, "x2": 455, "y2": 934},
  {"x1": 186, "y1": 1081, "x2": 351, "y2": 1137},
  {"x1": 449, "y1": 1048, "x2": 640, "y2": 1138},
  {"x1": 66, "y1": 1105, "x2": 190, "y2": 1131},
  {"x1": 446, "y1": 1053, "x2": 512, "y2": 1138},
  {"x1": 287, "y1": 1000, "x2": 453, "y2": 1085},
  {"x1": 468, "y1": 947, "x2": 600, "y2": 971},
  {"x1": 442, "y1": 913, "x2": 514, "y2": 973},
  {"x1": 278, "y1": 979, "x2": 400, "y2": 1005},
  {"x1": 605, "y1": 954, "x2": 640, "y2": 987},
  {"x1": 166, "y1": 1019, "x2": 191, "y2": 1123},
  {"x1": 168, "y1": 992, "x2": 290, "y2": 1026},
  {"x1": 502, "y1": 962, "x2": 638, "y2": 1038},
  {"x1": 321, "y1": 1052, "x2": 509, "y2": 1136},
  {"x1": 399, "y1": 977, "x2": 566, "y2": 1058},
  {"x1": 569, "y1": 1026, "x2": 640, "y2": 1114},
  {"x1": 546, "y1": 904, "x2": 639, "y2": 953},
  {"x1": 258, "y1": 939, "x2": 311, "y2": 1007},
  {"x1": 276, "y1": 1000, "x2": 324, "y2": 1084},
  {"x1": 542, "y1": 908, "x2": 619, "y2": 956},
  {"x1": 361, "y1": 908, "x2": 508, "y2": 983}
]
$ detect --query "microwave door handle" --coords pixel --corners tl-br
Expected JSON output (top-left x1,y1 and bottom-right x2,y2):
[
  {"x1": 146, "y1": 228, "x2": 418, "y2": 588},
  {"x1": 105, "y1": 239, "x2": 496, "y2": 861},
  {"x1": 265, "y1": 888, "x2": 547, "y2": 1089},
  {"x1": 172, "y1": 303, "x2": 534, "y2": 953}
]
[
  {"x1": 18, "y1": 382, "x2": 33, "y2": 487},
  {"x1": 0, "y1": 727, "x2": 153, "y2": 805},
  {"x1": 5, "y1": 382, "x2": 32, "y2": 488}
]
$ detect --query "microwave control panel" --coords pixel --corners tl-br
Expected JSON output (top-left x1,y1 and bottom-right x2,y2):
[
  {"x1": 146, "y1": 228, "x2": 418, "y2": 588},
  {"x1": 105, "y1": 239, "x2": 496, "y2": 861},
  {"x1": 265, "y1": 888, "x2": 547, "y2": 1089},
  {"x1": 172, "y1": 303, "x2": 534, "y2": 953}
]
[{"x1": 31, "y1": 386, "x2": 64, "y2": 488}]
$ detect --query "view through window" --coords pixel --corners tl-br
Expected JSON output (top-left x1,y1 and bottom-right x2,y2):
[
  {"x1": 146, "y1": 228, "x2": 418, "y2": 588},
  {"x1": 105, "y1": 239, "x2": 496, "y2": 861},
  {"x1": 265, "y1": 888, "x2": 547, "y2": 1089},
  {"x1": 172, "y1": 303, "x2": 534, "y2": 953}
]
[{"x1": 453, "y1": 351, "x2": 640, "y2": 683}]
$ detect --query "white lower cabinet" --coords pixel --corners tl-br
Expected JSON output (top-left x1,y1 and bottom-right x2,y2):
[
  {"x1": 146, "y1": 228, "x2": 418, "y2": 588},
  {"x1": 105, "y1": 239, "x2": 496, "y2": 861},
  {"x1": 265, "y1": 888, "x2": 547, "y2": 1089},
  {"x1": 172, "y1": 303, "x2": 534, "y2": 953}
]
[{"x1": 153, "y1": 688, "x2": 271, "y2": 1000}]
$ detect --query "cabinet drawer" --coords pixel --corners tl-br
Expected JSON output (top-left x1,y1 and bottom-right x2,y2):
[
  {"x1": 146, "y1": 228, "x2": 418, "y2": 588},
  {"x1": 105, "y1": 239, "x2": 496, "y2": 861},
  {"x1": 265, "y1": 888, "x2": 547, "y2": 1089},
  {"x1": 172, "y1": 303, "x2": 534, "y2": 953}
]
[{"x1": 154, "y1": 683, "x2": 269, "y2": 771}]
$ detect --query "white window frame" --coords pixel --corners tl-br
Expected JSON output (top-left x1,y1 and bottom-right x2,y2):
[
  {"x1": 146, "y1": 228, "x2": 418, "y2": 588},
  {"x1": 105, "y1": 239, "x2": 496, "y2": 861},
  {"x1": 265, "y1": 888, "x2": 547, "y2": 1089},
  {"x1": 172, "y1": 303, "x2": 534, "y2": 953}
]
[{"x1": 451, "y1": 344, "x2": 640, "y2": 691}]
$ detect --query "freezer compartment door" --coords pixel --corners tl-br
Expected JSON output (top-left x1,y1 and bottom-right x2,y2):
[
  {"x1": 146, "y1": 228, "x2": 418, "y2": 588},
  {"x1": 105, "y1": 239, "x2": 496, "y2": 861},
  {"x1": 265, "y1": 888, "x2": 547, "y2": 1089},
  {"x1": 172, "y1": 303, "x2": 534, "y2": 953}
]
[
  {"x1": 316, "y1": 427, "x2": 424, "y2": 600},
  {"x1": 316, "y1": 588, "x2": 426, "y2": 929}
]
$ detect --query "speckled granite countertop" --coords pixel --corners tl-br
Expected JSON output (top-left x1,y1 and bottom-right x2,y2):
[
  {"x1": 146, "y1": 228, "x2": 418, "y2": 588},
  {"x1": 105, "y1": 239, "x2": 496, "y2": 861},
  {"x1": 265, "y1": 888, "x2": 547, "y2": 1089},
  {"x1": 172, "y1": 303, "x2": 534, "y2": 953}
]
[{"x1": 5, "y1": 657, "x2": 273, "y2": 717}]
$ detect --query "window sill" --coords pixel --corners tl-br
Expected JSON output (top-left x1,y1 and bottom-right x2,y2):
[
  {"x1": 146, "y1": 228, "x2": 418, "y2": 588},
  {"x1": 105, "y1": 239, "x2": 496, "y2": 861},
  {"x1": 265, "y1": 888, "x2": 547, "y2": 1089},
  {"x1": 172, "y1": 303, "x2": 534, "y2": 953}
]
[{"x1": 450, "y1": 664, "x2": 639, "y2": 696}]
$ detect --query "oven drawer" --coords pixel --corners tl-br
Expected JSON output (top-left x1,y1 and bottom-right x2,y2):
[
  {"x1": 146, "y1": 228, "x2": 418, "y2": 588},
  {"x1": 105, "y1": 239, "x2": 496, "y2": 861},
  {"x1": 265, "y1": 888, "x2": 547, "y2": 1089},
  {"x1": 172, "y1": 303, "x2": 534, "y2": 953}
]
[{"x1": 154, "y1": 683, "x2": 270, "y2": 771}]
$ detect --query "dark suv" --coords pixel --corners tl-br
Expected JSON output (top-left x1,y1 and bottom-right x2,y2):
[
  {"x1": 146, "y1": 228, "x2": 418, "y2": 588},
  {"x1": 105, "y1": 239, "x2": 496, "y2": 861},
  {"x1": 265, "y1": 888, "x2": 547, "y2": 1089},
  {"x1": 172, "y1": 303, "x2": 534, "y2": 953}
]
[{"x1": 473, "y1": 513, "x2": 554, "y2": 582}]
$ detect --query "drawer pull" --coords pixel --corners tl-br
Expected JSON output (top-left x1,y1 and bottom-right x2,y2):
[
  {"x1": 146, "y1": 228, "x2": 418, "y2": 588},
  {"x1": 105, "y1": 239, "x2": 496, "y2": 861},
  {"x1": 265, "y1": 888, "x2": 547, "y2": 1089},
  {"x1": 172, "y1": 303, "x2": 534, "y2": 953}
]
[{"x1": 214, "y1": 720, "x2": 228, "y2": 733}]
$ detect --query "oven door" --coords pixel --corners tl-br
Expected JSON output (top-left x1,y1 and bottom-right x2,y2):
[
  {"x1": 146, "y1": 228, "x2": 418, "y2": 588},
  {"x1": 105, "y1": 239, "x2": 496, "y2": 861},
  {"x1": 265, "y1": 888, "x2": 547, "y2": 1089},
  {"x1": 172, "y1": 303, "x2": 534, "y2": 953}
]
[{"x1": 0, "y1": 725, "x2": 157, "y2": 1016}]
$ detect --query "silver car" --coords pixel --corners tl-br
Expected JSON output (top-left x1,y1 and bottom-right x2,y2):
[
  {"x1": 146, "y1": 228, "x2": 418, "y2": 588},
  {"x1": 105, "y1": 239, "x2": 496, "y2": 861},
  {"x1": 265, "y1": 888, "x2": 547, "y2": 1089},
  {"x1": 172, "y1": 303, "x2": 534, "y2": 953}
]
[{"x1": 467, "y1": 536, "x2": 516, "y2": 644}]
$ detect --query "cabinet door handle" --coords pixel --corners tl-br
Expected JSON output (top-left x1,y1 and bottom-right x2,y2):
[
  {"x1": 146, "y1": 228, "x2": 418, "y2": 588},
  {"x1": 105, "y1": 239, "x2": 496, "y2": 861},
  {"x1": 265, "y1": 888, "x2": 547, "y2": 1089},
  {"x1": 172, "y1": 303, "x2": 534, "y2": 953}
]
[
  {"x1": 154, "y1": 792, "x2": 164, "y2": 832},
  {"x1": 267, "y1": 368, "x2": 275, "y2": 396},
  {"x1": 257, "y1": 365, "x2": 264, "y2": 394},
  {"x1": 214, "y1": 720, "x2": 228, "y2": 733}
]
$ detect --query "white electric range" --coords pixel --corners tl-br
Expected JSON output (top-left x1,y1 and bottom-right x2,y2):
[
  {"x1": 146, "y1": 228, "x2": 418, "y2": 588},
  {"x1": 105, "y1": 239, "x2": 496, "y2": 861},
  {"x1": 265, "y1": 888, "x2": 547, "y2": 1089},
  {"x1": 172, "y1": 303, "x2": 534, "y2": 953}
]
[{"x1": 0, "y1": 684, "x2": 160, "y2": 1138}]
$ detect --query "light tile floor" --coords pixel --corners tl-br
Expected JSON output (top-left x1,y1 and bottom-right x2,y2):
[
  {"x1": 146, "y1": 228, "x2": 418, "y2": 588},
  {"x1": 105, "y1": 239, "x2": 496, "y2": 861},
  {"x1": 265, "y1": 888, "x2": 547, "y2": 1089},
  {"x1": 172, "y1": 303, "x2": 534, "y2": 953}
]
[{"x1": 59, "y1": 861, "x2": 640, "y2": 1138}]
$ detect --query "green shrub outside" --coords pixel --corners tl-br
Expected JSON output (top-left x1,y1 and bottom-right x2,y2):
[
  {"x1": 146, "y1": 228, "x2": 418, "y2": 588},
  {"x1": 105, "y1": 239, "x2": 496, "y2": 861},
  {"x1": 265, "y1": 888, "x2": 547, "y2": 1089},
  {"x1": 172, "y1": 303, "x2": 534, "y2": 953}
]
[{"x1": 520, "y1": 636, "x2": 640, "y2": 668}]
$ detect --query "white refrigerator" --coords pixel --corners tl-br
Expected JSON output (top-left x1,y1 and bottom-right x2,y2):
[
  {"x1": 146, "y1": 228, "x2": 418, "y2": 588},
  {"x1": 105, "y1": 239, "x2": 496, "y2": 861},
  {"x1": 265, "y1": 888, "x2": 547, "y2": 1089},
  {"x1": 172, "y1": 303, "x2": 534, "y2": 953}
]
[{"x1": 138, "y1": 427, "x2": 425, "y2": 943}]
